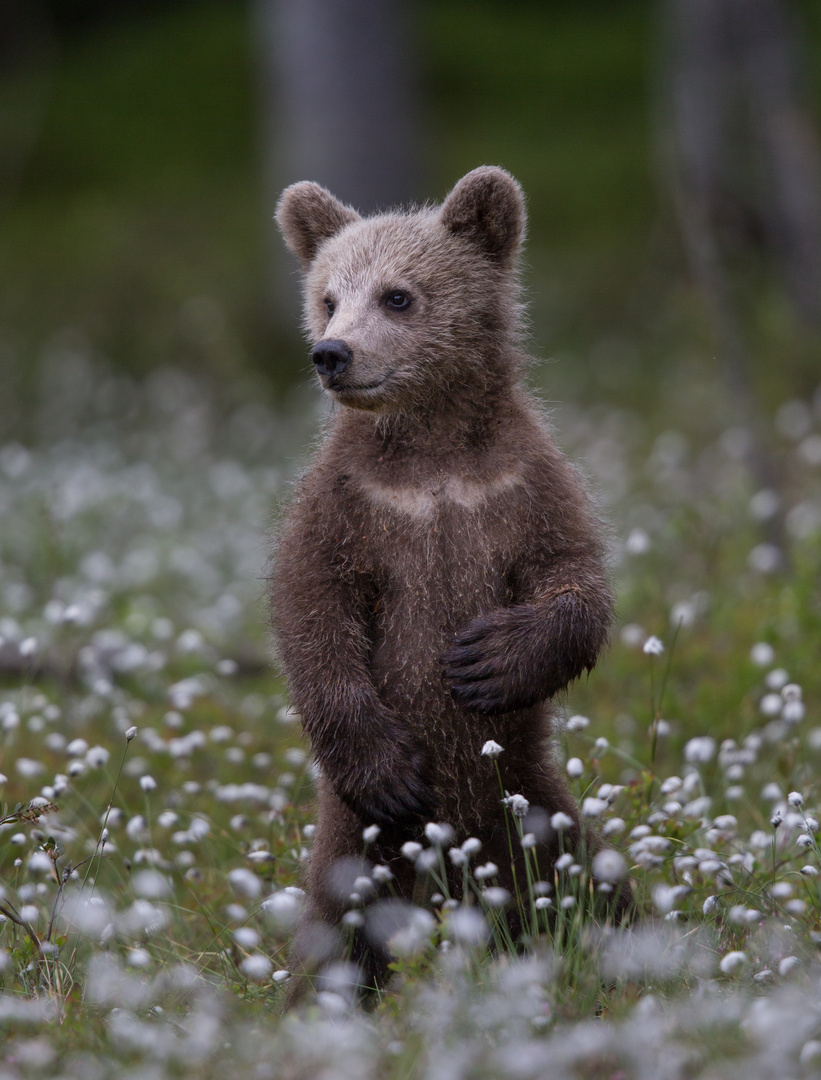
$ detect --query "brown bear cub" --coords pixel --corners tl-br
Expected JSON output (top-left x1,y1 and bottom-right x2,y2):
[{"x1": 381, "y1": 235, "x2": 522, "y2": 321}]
[{"x1": 272, "y1": 166, "x2": 630, "y2": 998}]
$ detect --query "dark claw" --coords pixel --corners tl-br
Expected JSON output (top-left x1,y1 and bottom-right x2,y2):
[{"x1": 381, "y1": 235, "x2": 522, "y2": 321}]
[
  {"x1": 443, "y1": 658, "x2": 500, "y2": 684},
  {"x1": 441, "y1": 643, "x2": 486, "y2": 668},
  {"x1": 449, "y1": 623, "x2": 490, "y2": 648},
  {"x1": 340, "y1": 752, "x2": 436, "y2": 827}
]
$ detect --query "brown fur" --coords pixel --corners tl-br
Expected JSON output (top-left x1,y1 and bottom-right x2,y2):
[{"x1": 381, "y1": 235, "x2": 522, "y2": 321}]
[{"x1": 271, "y1": 167, "x2": 629, "y2": 996}]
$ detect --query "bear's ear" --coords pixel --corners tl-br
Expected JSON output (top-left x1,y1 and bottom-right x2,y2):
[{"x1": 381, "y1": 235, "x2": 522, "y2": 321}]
[
  {"x1": 440, "y1": 167, "x2": 525, "y2": 260},
  {"x1": 276, "y1": 182, "x2": 360, "y2": 268}
]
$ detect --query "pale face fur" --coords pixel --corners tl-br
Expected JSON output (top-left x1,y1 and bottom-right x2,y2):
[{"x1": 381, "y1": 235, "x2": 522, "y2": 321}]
[
  {"x1": 303, "y1": 213, "x2": 519, "y2": 413},
  {"x1": 277, "y1": 167, "x2": 528, "y2": 418}
]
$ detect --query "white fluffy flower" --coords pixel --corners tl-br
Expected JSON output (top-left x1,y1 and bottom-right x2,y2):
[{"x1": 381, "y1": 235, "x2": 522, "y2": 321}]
[
  {"x1": 503, "y1": 794, "x2": 530, "y2": 817},
  {"x1": 684, "y1": 736, "x2": 716, "y2": 763},
  {"x1": 480, "y1": 740, "x2": 503, "y2": 758},
  {"x1": 719, "y1": 950, "x2": 748, "y2": 975},
  {"x1": 233, "y1": 927, "x2": 260, "y2": 950},
  {"x1": 241, "y1": 954, "x2": 272, "y2": 982},
  {"x1": 482, "y1": 887, "x2": 511, "y2": 909},
  {"x1": 424, "y1": 822, "x2": 454, "y2": 847},
  {"x1": 591, "y1": 849, "x2": 627, "y2": 883},
  {"x1": 401, "y1": 841, "x2": 423, "y2": 862},
  {"x1": 550, "y1": 811, "x2": 574, "y2": 832},
  {"x1": 474, "y1": 861, "x2": 498, "y2": 881},
  {"x1": 642, "y1": 636, "x2": 664, "y2": 656}
]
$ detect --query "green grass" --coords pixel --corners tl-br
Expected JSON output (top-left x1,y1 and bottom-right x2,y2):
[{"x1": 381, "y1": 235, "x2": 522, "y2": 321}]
[
  {"x1": 1, "y1": 4, "x2": 821, "y2": 1072},
  {"x1": 1, "y1": 356, "x2": 821, "y2": 1075}
]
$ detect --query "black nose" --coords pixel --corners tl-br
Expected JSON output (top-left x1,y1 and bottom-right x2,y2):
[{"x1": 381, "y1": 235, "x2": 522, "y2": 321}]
[{"x1": 312, "y1": 339, "x2": 352, "y2": 378}]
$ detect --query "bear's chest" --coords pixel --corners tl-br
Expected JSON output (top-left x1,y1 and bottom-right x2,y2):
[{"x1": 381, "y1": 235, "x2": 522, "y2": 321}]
[
  {"x1": 358, "y1": 469, "x2": 522, "y2": 519},
  {"x1": 350, "y1": 469, "x2": 525, "y2": 603}
]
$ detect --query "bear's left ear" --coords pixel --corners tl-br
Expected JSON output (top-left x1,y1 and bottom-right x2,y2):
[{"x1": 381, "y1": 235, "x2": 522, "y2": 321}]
[
  {"x1": 276, "y1": 181, "x2": 360, "y2": 268},
  {"x1": 440, "y1": 166, "x2": 525, "y2": 261}
]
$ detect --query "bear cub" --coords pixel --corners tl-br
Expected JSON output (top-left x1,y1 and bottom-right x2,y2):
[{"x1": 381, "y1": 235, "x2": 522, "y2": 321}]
[{"x1": 272, "y1": 166, "x2": 629, "y2": 997}]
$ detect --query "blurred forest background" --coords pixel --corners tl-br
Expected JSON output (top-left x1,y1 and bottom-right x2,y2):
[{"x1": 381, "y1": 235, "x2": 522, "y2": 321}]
[{"x1": 1, "y1": 0, "x2": 821, "y2": 440}]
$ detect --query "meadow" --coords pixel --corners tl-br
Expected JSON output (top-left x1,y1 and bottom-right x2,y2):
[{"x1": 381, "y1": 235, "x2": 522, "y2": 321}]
[{"x1": 1, "y1": 346, "x2": 820, "y2": 1079}]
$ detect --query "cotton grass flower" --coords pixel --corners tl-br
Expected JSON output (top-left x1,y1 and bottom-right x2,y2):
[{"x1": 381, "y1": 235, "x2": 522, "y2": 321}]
[
  {"x1": 424, "y1": 822, "x2": 454, "y2": 846},
  {"x1": 480, "y1": 740, "x2": 503, "y2": 758},
  {"x1": 261, "y1": 888, "x2": 303, "y2": 930},
  {"x1": 474, "y1": 862, "x2": 498, "y2": 881},
  {"x1": 720, "y1": 950, "x2": 748, "y2": 975},
  {"x1": 447, "y1": 906, "x2": 488, "y2": 946},
  {"x1": 602, "y1": 817, "x2": 626, "y2": 836},
  {"x1": 233, "y1": 927, "x2": 261, "y2": 950},
  {"x1": 566, "y1": 714, "x2": 589, "y2": 732},
  {"x1": 582, "y1": 797, "x2": 608, "y2": 817},
  {"x1": 550, "y1": 811, "x2": 574, "y2": 832},
  {"x1": 750, "y1": 641, "x2": 776, "y2": 666},
  {"x1": 401, "y1": 841, "x2": 423, "y2": 862},
  {"x1": 684, "y1": 736, "x2": 716, "y2": 763},
  {"x1": 503, "y1": 794, "x2": 530, "y2": 817},
  {"x1": 240, "y1": 954, "x2": 272, "y2": 982},
  {"x1": 592, "y1": 849, "x2": 627, "y2": 883},
  {"x1": 228, "y1": 868, "x2": 262, "y2": 900},
  {"x1": 482, "y1": 887, "x2": 511, "y2": 909}
]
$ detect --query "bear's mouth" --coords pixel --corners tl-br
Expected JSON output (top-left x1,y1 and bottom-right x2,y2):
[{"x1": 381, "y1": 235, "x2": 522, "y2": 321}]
[{"x1": 327, "y1": 370, "x2": 394, "y2": 395}]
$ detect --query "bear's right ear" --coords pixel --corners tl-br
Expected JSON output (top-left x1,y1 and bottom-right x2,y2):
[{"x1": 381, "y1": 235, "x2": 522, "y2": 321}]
[
  {"x1": 440, "y1": 166, "x2": 525, "y2": 261},
  {"x1": 275, "y1": 182, "x2": 360, "y2": 268}
]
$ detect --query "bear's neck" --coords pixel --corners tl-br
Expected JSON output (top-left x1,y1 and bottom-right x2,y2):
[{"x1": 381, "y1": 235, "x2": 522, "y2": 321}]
[{"x1": 339, "y1": 380, "x2": 525, "y2": 461}]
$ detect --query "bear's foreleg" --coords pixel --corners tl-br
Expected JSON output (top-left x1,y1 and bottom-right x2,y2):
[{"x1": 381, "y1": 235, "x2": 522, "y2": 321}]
[
  {"x1": 273, "y1": 508, "x2": 436, "y2": 826},
  {"x1": 442, "y1": 580, "x2": 611, "y2": 715}
]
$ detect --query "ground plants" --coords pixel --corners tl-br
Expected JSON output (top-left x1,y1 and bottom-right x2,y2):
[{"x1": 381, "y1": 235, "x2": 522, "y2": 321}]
[{"x1": 1, "y1": 357, "x2": 821, "y2": 1078}]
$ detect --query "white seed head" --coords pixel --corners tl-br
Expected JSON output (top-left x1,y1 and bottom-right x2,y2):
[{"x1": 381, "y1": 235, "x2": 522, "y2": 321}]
[
  {"x1": 503, "y1": 793, "x2": 530, "y2": 817},
  {"x1": 592, "y1": 849, "x2": 627, "y2": 883},
  {"x1": 480, "y1": 740, "x2": 503, "y2": 758},
  {"x1": 719, "y1": 950, "x2": 748, "y2": 975},
  {"x1": 684, "y1": 736, "x2": 716, "y2": 763},
  {"x1": 550, "y1": 811, "x2": 575, "y2": 832},
  {"x1": 474, "y1": 861, "x2": 498, "y2": 881},
  {"x1": 750, "y1": 642, "x2": 775, "y2": 667},
  {"x1": 424, "y1": 822, "x2": 454, "y2": 847}
]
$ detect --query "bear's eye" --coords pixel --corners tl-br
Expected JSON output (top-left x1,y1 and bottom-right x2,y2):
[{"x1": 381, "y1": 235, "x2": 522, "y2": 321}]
[
  {"x1": 384, "y1": 290, "x2": 411, "y2": 311},
  {"x1": 324, "y1": 298, "x2": 335, "y2": 317}
]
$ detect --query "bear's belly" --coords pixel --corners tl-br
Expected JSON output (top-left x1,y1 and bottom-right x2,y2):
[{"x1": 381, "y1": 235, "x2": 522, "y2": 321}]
[{"x1": 365, "y1": 495, "x2": 516, "y2": 717}]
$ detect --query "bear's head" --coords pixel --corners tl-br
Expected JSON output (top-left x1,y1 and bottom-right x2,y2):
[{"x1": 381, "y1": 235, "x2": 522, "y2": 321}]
[{"x1": 276, "y1": 167, "x2": 526, "y2": 415}]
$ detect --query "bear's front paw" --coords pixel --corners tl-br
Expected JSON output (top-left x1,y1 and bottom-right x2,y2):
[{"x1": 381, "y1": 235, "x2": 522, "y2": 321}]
[
  {"x1": 442, "y1": 609, "x2": 542, "y2": 714},
  {"x1": 338, "y1": 746, "x2": 437, "y2": 828}
]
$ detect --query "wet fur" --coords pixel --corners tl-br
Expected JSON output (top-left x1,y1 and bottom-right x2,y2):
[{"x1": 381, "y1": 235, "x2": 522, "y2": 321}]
[{"x1": 271, "y1": 167, "x2": 629, "y2": 995}]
